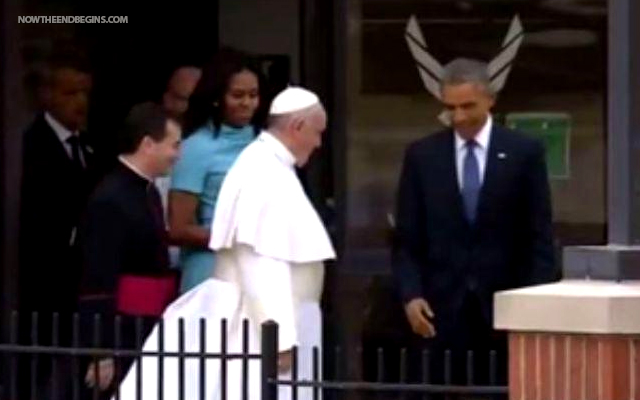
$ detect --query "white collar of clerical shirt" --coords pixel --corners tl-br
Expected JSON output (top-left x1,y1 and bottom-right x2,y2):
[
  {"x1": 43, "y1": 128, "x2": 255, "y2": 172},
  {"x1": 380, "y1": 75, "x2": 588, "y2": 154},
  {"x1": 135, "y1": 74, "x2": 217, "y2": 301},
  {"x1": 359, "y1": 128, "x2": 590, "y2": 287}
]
[
  {"x1": 118, "y1": 155, "x2": 154, "y2": 182},
  {"x1": 454, "y1": 114, "x2": 492, "y2": 152},
  {"x1": 259, "y1": 131, "x2": 297, "y2": 167}
]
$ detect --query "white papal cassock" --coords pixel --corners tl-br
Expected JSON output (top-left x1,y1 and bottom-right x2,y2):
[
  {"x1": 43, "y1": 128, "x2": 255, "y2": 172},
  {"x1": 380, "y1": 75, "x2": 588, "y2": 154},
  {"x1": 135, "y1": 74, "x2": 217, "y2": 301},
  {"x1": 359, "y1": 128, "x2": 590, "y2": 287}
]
[{"x1": 113, "y1": 130, "x2": 336, "y2": 400}]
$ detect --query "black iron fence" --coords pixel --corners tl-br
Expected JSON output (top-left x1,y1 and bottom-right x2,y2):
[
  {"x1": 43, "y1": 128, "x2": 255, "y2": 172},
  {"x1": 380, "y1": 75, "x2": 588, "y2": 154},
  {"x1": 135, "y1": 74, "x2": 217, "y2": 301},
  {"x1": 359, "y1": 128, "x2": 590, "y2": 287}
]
[{"x1": 0, "y1": 312, "x2": 508, "y2": 400}]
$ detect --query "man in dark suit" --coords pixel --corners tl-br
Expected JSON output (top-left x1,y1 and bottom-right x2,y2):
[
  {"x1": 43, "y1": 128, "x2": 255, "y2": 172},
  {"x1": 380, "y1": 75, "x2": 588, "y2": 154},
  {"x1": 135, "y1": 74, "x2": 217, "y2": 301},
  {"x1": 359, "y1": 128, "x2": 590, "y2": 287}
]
[
  {"x1": 17, "y1": 48, "x2": 101, "y2": 399},
  {"x1": 393, "y1": 58, "x2": 557, "y2": 389}
]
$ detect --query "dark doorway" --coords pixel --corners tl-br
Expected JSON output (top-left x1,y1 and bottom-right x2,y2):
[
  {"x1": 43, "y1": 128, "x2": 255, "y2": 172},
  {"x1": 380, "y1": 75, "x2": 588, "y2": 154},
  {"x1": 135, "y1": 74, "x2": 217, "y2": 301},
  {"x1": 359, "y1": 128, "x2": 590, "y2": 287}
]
[{"x1": 19, "y1": 0, "x2": 219, "y2": 171}]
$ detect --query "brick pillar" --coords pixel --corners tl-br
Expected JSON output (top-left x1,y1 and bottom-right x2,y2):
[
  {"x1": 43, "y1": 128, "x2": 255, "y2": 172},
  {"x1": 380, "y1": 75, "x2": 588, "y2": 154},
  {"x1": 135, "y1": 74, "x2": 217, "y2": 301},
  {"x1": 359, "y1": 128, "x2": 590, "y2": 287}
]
[
  {"x1": 508, "y1": 332, "x2": 639, "y2": 400},
  {"x1": 495, "y1": 280, "x2": 640, "y2": 400}
]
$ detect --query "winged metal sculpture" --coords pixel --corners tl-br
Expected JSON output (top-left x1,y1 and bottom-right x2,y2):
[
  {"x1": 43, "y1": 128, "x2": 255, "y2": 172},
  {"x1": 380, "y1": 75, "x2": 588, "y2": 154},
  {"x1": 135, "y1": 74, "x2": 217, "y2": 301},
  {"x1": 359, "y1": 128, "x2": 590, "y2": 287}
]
[{"x1": 405, "y1": 14, "x2": 524, "y2": 102}]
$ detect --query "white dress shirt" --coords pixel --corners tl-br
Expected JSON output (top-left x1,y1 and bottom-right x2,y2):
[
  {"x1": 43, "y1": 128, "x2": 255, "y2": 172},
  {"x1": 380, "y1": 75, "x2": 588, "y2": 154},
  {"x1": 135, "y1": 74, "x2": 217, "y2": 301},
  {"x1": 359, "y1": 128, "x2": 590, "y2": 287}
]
[
  {"x1": 454, "y1": 115, "x2": 493, "y2": 189},
  {"x1": 44, "y1": 111, "x2": 87, "y2": 167}
]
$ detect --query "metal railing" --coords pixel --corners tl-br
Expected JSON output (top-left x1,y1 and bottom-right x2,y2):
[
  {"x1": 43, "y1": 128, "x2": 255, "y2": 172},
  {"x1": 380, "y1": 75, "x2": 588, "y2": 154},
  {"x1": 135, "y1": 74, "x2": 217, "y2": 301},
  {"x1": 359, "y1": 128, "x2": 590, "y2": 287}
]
[{"x1": 0, "y1": 312, "x2": 508, "y2": 400}]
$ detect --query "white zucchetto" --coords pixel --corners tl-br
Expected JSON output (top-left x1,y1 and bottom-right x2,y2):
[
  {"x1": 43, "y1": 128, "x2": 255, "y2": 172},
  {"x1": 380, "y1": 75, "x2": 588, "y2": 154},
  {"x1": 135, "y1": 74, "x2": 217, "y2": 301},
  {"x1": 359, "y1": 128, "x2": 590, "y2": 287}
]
[{"x1": 268, "y1": 86, "x2": 320, "y2": 115}]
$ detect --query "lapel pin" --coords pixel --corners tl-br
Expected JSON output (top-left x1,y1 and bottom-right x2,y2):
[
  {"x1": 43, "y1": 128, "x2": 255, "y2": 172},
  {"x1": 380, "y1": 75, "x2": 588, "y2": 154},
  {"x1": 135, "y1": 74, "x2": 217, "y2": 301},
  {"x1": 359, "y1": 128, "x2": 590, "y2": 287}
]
[{"x1": 498, "y1": 152, "x2": 507, "y2": 159}]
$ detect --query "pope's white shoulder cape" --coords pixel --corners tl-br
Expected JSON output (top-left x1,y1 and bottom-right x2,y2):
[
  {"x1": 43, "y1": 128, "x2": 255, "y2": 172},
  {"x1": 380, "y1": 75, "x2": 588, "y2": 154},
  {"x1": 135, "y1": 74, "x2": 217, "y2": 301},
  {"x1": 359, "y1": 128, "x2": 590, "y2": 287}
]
[{"x1": 209, "y1": 131, "x2": 336, "y2": 263}]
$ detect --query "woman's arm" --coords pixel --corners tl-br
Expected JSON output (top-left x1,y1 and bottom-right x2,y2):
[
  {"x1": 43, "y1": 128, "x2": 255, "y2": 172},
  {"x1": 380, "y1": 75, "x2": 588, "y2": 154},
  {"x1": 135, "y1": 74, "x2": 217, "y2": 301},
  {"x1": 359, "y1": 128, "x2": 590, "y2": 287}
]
[{"x1": 168, "y1": 190, "x2": 210, "y2": 248}]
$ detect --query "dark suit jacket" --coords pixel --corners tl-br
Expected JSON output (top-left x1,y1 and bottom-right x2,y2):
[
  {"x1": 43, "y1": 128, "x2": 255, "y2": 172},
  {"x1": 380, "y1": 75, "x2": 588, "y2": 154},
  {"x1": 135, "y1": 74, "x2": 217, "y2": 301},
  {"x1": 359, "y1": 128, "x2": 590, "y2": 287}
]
[
  {"x1": 393, "y1": 124, "x2": 557, "y2": 333},
  {"x1": 18, "y1": 113, "x2": 101, "y2": 314}
]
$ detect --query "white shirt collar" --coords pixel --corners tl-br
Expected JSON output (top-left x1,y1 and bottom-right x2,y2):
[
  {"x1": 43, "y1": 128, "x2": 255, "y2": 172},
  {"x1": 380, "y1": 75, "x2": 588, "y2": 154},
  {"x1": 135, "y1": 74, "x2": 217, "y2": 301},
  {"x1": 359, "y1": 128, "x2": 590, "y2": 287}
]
[
  {"x1": 455, "y1": 114, "x2": 492, "y2": 151},
  {"x1": 45, "y1": 111, "x2": 78, "y2": 143},
  {"x1": 118, "y1": 155, "x2": 153, "y2": 182},
  {"x1": 259, "y1": 130, "x2": 297, "y2": 167}
]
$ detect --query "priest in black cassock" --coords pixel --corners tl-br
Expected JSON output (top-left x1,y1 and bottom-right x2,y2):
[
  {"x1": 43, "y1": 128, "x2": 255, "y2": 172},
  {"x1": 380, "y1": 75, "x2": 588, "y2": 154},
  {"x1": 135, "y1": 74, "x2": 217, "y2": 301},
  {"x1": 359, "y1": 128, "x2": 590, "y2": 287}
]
[{"x1": 77, "y1": 102, "x2": 182, "y2": 396}]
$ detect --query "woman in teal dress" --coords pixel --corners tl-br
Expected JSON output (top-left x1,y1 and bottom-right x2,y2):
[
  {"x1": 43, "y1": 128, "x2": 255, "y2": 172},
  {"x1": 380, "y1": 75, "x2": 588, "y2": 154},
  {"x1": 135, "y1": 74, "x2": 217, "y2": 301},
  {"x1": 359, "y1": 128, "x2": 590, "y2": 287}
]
[{"x1": 168, "y1": 50, "x2": 264, "y2": 293}]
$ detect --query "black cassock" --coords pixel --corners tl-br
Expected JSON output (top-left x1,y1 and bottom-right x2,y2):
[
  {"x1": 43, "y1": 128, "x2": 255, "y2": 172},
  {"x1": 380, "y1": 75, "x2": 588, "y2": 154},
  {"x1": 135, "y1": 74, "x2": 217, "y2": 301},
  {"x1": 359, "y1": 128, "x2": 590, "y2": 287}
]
[{"x1": 77, "y1": 161, "x2": 178, "y2": 396}]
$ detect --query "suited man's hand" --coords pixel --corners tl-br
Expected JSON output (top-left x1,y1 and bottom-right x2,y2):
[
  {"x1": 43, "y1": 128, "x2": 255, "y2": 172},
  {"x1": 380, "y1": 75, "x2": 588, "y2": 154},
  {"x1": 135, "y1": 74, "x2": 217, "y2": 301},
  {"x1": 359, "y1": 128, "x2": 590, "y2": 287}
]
[
  {"x1": 85, "y1": 357, "x2": 115, "y2": 391},
  {"x1": 278, "y1": 349, "x2": 293, "y2": 373},
  {"x1": 404, "y1": 298, "x2": 436, "y2": 338}
]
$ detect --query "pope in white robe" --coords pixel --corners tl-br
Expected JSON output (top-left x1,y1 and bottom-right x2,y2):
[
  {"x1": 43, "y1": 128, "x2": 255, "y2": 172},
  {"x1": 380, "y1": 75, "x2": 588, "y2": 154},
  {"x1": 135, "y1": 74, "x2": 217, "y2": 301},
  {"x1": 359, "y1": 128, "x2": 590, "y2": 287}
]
[{"x1": 112, "y1": 87, "x2": 335, "y2": 400}]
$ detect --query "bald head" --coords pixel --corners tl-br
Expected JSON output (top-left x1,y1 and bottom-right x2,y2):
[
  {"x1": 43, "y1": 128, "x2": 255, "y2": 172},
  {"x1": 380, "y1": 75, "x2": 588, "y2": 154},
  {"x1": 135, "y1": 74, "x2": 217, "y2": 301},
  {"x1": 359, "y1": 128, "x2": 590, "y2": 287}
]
[{"x1": 162, "y1": 66, "x2": 202, "y2": 119}]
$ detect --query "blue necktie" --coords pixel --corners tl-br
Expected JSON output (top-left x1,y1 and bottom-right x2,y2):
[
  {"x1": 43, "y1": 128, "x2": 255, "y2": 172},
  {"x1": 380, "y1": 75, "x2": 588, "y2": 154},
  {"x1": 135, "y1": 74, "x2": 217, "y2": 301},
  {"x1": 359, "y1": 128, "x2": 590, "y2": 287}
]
[{"x1": 462, "y1": 140, "x2": 480, "y2": 222}]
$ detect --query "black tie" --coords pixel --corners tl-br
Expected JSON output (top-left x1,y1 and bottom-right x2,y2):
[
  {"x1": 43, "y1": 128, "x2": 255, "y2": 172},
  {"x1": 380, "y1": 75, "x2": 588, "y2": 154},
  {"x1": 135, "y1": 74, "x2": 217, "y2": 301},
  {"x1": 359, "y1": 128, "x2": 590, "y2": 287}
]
[{"x1": 66, "y1": 135, "x2": 84, "y2": 171}]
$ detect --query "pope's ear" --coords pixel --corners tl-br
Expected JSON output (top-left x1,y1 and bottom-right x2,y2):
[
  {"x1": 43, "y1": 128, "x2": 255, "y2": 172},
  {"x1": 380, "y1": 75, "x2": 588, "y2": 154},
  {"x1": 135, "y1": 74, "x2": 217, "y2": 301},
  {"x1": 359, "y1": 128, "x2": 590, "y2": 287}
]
[{"x1": 293, "y1": 117, "x2": 305, "y2": 132}]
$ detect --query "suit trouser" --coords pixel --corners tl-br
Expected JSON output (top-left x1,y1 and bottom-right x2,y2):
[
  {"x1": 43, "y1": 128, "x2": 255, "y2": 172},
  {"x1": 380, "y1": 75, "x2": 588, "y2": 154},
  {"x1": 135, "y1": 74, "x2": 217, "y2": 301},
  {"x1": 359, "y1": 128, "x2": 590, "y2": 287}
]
[
  {"x1": 406, "y1": 292, "x2": 507, "y2": 399},
  {"x1": 15, "y1": 312, "x2": 156, "y2": 400},
  {"x1": 15, "y1": 309, "x2": 75, "y2": 400}
]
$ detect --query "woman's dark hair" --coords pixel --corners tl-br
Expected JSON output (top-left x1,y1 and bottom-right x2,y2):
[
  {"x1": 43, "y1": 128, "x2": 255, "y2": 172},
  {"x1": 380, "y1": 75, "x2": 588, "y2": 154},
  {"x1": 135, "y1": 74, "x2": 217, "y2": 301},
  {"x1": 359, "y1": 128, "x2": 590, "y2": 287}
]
[{"x1": 183, "y1": 47, "x2": 265, "y2": 136}]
